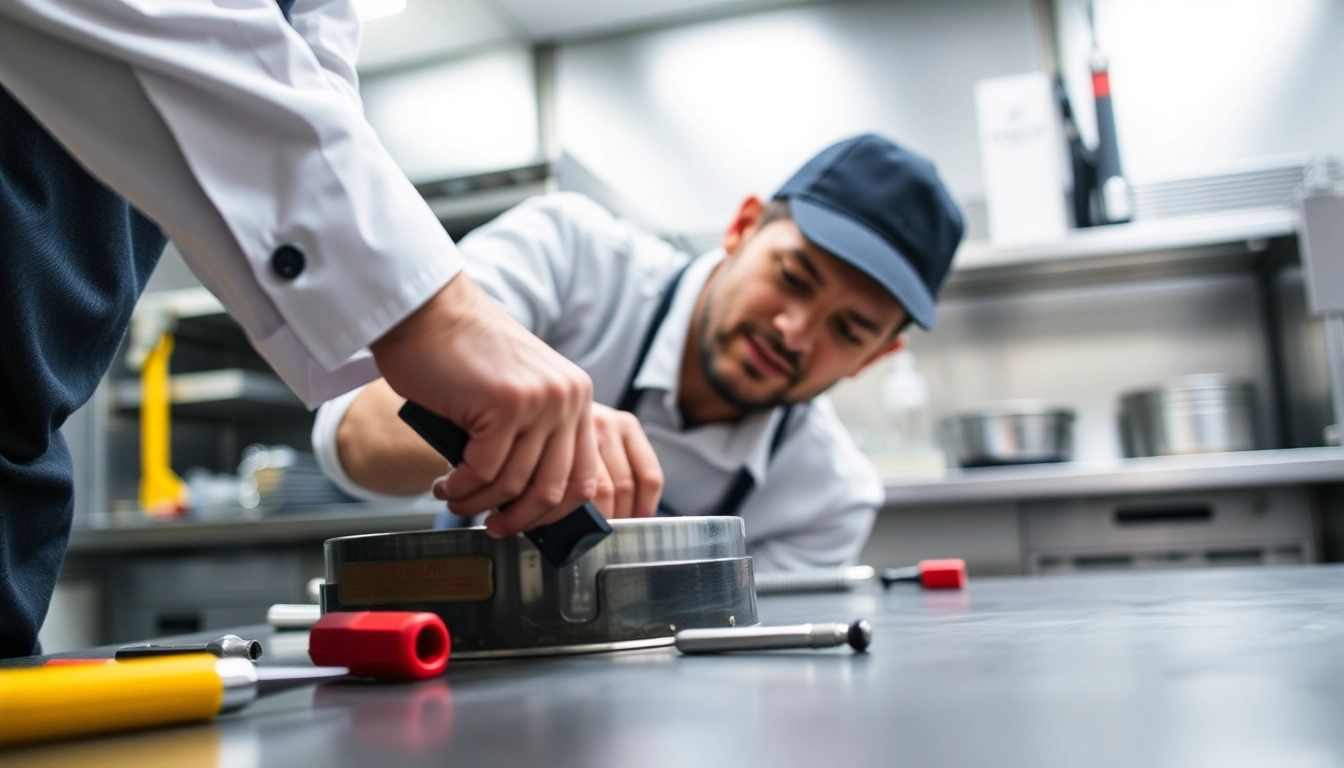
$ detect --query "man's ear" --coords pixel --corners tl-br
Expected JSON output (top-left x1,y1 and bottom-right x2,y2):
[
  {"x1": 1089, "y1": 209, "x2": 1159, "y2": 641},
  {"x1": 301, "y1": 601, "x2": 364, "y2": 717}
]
[
  {"x1": 721, "y1": 195, "x2": 766, "y2": 258},
  {"x1": 849, "y1": 333, "x2": 908, "y2": 379}
]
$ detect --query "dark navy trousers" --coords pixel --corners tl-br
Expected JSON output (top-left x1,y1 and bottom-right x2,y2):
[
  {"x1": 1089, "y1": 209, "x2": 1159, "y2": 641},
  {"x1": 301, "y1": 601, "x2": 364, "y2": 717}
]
[{"x1": 0, "y1": 85, "x2": 166, "y2": 658}]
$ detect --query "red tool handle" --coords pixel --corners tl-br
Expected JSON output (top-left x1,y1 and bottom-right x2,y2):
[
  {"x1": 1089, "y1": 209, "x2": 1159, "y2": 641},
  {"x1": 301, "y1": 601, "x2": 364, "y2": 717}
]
[
  {"x1": 918, "y1": 559, "x2": 967, "y2": 589},
  {"x1": 309, "y1": 611, "x2": 450, "y2": 680},
  {"x1": 881, "y1": 558, "x2": 967, "y2": 590}
]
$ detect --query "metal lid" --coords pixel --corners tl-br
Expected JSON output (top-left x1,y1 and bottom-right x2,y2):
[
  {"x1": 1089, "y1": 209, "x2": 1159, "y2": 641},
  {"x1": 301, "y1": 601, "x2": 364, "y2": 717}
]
[
  {"x1": 1121, "y1": 374, "x2": 1256, "y2": 405},
  {"x1": 947, "y1": 400, "x2": 1076, "y2": 420}
]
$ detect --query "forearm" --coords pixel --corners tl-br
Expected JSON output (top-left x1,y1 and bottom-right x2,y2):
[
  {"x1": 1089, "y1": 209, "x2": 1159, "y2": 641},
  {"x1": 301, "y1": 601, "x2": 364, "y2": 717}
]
[{"x1": 337, "y1": 379, "x2": 449, "y2": 496}]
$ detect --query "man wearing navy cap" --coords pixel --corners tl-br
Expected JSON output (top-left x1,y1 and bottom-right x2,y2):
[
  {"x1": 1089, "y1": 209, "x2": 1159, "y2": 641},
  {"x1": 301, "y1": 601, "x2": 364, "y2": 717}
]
[{"x1": 314, "y1": 135, "x2": 964, "y2": 571}]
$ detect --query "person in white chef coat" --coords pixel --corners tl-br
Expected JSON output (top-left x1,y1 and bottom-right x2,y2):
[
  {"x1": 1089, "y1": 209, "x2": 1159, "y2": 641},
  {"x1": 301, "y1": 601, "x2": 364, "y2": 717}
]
[
  {"x1": 313, "y1": 134, "x2": 965, "y2": 572},
  {"x1": 0, "y1": 0, "x2": 600, "y2": 659}
]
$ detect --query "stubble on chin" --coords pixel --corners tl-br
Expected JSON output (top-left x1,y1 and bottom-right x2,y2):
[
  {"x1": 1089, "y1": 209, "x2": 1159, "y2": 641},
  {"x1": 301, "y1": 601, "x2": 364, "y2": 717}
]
[{"x1": 698, "y1": 313, "x2": 793, "y2": 414}]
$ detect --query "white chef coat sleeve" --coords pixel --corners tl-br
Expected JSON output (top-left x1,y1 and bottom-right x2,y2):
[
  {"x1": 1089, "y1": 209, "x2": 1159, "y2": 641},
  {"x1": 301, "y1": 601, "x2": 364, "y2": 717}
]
[
  {"x1": 287, "y1": 0, "x2": 362, "y2": 107},
  {"x1": 311, "y1": 386, "x2": 429, "y2": 502},
  {"x1": 745, "y1": 399, "x2": 884, "y2": 574},
  {"x1": 0, "y1": 0, "x2": 460, "y2": 406},
  {"x1": 456, "y1": 193, "x2": 637, "y2": 338}
]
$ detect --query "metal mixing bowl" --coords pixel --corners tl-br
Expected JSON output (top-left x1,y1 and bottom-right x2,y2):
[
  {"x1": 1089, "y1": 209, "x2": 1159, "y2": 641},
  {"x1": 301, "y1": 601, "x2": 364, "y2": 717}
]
[
  {"x1": 940, "y1": 401, "x2": 1076, "y2": 468},
  {"x1": 1119, "y1": 374, "x2": 1258, "y2": 457}
]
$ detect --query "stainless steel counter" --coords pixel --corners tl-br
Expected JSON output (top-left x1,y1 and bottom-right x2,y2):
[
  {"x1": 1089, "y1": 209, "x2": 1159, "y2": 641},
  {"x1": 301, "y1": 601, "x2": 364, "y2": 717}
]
[
  {"x1": 9, "y1": 565, "x2": 1344, "y2": 766},
  {"x1": 883, "y1": 446, "x2": 1344, "y2": 508}
]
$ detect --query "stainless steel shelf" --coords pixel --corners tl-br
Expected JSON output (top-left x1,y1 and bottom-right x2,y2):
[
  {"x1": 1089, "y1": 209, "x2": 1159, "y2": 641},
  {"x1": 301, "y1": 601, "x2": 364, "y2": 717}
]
[
  {"x1": 953, "y1": 209, "x2": 1297, "y2": 272},
  {"x1": 67, "y1": 500, "x2": 441, "y2": 553},
  {"x1": 113, "y1": 369, "x2": 303, "y2": 419},
  {"x1": 941, "y1": 209, "x2": 1300, "y2": 296},
  {"x1": 883, "y1": 447, "x2": 1344, "y2": 508}
]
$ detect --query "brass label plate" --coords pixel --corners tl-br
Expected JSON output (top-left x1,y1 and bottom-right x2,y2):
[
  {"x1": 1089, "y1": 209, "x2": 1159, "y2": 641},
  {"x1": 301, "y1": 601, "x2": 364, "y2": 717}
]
[{"x1": 338, "y1": 555, "x2": 494, "y2": 605}]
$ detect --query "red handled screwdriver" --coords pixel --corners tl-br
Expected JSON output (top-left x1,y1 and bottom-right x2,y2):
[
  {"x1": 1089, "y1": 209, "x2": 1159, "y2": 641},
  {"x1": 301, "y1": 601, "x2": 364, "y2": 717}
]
[{"x1": 880, "y1": 559, "x2": 967, "y2": 590}]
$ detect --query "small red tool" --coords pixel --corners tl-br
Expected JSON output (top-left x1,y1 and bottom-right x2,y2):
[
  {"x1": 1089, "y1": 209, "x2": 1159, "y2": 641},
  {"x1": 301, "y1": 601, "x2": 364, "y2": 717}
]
[
  {"x1": 309, "y1": 611, "x2": 450, "y2": 680},
  {"x1": 880, "y1": 559, "x2": 967, "y2": 590}
]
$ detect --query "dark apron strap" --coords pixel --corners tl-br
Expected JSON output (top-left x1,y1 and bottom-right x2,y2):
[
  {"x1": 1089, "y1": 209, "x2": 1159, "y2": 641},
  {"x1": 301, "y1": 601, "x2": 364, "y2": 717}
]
[
  {"x1": 711, "y1": 404, "x2": 794, "y2": 518},
  {"x1": 616, "y1": 260, "x2": 693, "y2": 413}
]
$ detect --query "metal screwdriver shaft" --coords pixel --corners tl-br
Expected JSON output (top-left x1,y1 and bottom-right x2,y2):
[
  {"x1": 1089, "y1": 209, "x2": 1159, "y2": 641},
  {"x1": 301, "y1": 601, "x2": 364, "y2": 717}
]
[
  {"x1": 675, "y1": 620, "x2": 872, "y2": 654},
  {"x1": 115, "y1": 634, "x2": 263, "y2": 661}
]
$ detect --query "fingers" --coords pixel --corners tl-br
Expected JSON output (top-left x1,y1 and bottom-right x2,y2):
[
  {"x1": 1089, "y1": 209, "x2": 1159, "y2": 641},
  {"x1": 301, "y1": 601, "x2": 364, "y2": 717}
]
[
  {"x1": 444, "y1": 413, "x2": 518, "y2": 501},
  {"x1": 596, "y1": 413, "x2": 636, "y2": 519},
  {"x1": 444, "y1": 423, "x2": 545, "y2": 517},
  {"x1": 621, "y1": 416, "x2": 664, "y2": 518},
  {"x1": 371, "y1": 276, "x2": 600, "y2": 536},
  {"x1": 555, "y1": 404, "x2": 602, "y2": 520},
  {"x1": 589, "y1": 406, "x2": 663, "y2": 520},
  {"x1": 484, "y1": 415, "x2": 578, "y2": 537},
  {"x1": 437, "y1": 406, "x2": 662, "y2": 528},
  {"x1": 440, "y1": 356, "x2": 598, "y2": 534},
  {"x1": 432, "y1": 474, "x2": 448, "y2": 500},
  {"x1": 590, "y1": 455, "x2": 616, "y2": 518}
]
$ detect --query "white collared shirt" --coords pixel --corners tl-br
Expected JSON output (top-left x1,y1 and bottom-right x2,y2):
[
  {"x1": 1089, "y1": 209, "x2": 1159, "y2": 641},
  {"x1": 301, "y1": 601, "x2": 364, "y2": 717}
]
[
  {"x1": 312, "y1": 193, "x2": 884, "y2": 572},
  {"x1": 0, "y1": 0, "x2": 458, "y2": 406}
]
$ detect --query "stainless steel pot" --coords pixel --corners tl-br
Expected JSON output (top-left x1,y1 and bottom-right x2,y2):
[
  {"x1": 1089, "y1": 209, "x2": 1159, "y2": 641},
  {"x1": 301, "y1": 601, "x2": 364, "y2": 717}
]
[
  {"x1": 1119, "y1": 374, "x2": 1258, "y2": 457},
  {"x1": 321, "y1": 517, "x2": 757, "y2": 658},
  {"x1": 940, "y1": 401, "x2": 1076, "y2": 468}
]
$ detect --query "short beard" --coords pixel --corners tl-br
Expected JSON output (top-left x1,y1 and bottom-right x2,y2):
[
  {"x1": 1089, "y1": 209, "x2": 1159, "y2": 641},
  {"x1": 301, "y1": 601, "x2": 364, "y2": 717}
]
[{"x1": 696, "y1": 284, "x2": 797, "y2": 415}]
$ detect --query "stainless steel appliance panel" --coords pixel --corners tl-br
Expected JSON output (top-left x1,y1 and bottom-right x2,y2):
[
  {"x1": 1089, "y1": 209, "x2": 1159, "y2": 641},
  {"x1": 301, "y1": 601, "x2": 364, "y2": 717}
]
[{"x1": 1025, "y1": 488, "x2": 1311, "y2": 551}]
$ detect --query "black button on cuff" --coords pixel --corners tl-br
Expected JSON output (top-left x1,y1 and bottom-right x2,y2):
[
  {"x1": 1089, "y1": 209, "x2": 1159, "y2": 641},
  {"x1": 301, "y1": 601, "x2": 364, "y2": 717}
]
[{"x1": 271, "y1": 244, "x2": 306, "y2": 280}]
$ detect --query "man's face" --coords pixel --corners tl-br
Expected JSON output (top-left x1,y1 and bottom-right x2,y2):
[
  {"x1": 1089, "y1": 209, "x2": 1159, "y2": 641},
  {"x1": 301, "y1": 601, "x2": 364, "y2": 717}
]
[{"x1": 696, "y1": 206, "x2": 909, "y2": 412}]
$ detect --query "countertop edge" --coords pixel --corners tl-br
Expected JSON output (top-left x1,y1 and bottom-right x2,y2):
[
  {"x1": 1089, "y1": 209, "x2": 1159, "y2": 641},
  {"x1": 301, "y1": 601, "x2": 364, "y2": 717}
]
[{"x1": 883, "y1": 447, "x2": 1344, "y2": 508}]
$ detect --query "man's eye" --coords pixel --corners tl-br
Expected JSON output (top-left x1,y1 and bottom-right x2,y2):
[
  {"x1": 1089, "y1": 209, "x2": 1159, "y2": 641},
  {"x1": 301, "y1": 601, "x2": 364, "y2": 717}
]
[
  {"x1": 836, "y1": 321, "x2": 862, "y2": 345},
  {"x1": 780, "y1": 269, "x2": 807, "y2": 290}
]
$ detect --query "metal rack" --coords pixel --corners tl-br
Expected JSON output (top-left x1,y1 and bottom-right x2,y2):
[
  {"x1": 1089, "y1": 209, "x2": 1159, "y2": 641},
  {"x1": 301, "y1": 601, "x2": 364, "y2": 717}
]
[{"x1": 112, "y1": 369, "x2": 302, "y2": 419}]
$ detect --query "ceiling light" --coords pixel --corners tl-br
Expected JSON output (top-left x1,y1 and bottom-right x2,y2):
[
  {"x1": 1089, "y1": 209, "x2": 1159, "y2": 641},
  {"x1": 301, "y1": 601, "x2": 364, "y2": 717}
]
[{"x1": 353, "y1": 0, "x2": 406, "y2": 23}]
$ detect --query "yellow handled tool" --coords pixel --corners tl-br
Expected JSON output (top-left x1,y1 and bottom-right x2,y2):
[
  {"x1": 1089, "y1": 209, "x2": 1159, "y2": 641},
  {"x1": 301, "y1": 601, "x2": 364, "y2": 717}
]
[
  {"x1": 0, "y1": 654, "x2": 347, "y2": 747},
  {"x1": 138, "y1": 331, "x2": 187, "y2": 516}
]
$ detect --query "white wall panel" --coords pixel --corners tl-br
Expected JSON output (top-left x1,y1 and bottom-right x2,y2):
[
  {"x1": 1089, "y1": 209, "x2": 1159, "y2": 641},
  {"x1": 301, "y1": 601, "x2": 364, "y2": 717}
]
[
  {"x1": 555, "y1": 0, "x2": 1043, "y2": 234},
  {"x1": 361, "y1": 45, "x2": 540, "y2": 183},
  {"x1": 1056, "y1": 0, "x2": 1344, "y2": 183},
  {"x1": 496, "y1": 0, "x2": 801, "y2": 40},
  {"x1": 357, "y1": 0, "x2": 516, "y2": 73}
]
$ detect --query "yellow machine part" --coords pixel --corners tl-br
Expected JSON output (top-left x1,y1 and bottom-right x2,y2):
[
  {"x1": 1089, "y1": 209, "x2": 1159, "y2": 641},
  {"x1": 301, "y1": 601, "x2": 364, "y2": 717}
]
[
  {"x1": 139, "y1": 332, "x2": 187, "y2": 516},
  {"x1": 0, "y1": 654, "x2": 224, "y2": 746}
]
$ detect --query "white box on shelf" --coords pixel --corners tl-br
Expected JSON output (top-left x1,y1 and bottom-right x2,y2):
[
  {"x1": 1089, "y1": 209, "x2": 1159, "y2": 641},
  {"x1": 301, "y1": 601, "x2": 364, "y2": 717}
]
[{"x1": 974, "y1": 72, "x2": 1069, "y2": 248}]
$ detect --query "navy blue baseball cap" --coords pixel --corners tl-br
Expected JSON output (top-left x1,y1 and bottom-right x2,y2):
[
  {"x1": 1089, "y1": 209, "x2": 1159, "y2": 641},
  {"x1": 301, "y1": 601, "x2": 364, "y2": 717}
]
[{"x1": 774, "y1": 135, "x2": 964, "y2": 330}]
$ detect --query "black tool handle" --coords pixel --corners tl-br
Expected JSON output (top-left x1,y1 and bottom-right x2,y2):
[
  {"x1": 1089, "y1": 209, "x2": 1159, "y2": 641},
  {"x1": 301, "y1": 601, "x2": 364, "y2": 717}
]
[
  {"x1": 879, "y1": 566, "x2": 919, "y2": 589},
  {"x1": 398, "y1": 401, "x2": 612, "y2": 568}
]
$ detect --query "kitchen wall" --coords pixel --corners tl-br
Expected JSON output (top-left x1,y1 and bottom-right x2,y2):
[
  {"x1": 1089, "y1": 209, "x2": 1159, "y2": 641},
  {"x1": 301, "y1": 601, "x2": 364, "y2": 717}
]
[
  {"x1": 360, "y1": 44, "x2": 541, "y2": 183},
  {"x1": 552, "y1": 0, "x2": 1043, "y2": 234},
  {"x1": 357, "y1": 0, "x2": 1344, "y2": 227},
  {"x1": 539, "y1": 0, "x2": 1343, "y2": 460}
]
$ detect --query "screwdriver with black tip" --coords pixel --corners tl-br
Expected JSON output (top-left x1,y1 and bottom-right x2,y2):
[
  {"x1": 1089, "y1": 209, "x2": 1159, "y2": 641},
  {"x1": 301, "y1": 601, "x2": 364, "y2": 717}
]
[{"x1": 675, "y1": 620, "x2": 873, "y2": 654}]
